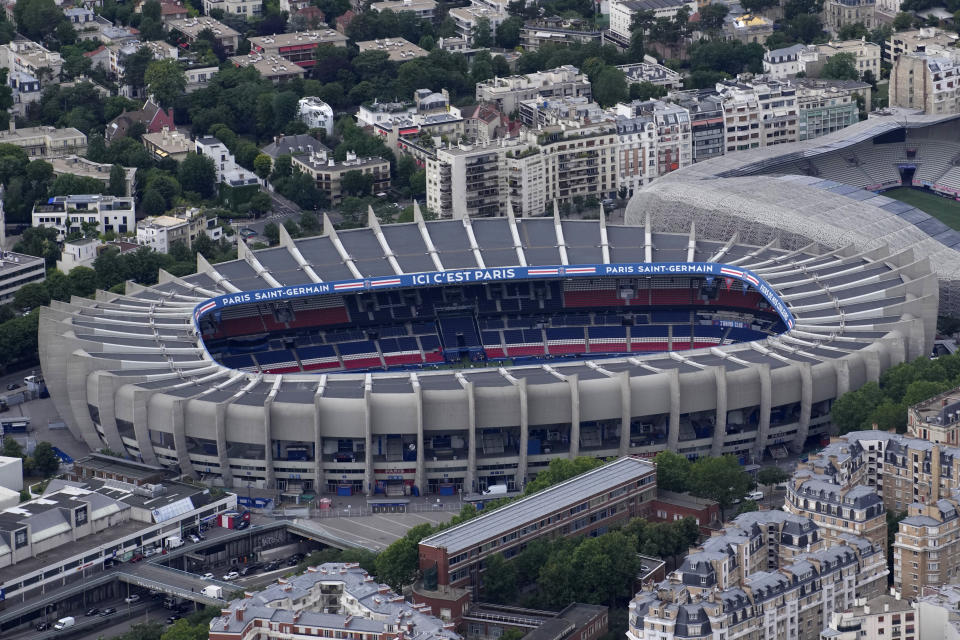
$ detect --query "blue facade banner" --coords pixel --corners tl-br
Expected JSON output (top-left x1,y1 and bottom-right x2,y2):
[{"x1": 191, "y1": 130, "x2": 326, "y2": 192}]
[{"x1": 193, "y1": 262, "x2": 796, "y2": 331}]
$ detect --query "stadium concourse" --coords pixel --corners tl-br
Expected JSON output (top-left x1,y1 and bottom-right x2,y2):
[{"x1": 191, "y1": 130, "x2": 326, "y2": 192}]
[{"x1": 39, "y1": 199, "x2": 936, "y2": 498}]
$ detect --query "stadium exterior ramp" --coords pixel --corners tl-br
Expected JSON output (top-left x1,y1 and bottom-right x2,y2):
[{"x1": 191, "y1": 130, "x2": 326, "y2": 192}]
[
  {"x1": 625, "y1": 112, "x2": 960, "y2": 316},
  {"x1": 39, "y1": 205, "x2": 936, "y2": 495}
]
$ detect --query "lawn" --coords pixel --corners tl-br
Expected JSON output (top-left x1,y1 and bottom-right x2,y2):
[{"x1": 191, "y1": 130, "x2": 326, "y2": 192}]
[{"x1": 882, "y1": 187, "x2": 960, "y2": 231}]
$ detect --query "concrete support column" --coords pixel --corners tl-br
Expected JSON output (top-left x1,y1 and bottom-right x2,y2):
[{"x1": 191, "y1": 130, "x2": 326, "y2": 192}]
[
  {"x1": 171, "y1": 399, "x2": 196, "y2": 479},
  {"x1": 568, "y1": 374, "x2": 580, "y2": 459},
  {"x1": 667, "y1": 369, "x2": 681, "y2": 450},
  {"x1": 518, "y1": 377, "x2": 529, "y2": 489},
  {"x1": 792, "y1": 363, "x2": 813, "y2": 454},
  {"x1": 215, "y1": 403, "x2": 234, "y2": 487},
  {"x1": 711, "y1": 367, "x2": 728, "y2": 458},
  {"x1": 363, "y1": 391, "x2": 373, "y2": 497},
  {"x1": 313, "y1": 387, "x2": 324, "y2": 494},
  {"x1": 864, "y1": 348, "x2": 882, "y2": 384},
  {"x1": 67, "y1": 356, "x2": 103, "y2": 451},
  {"x1": 97, "y1": 375, "x2": 127, "y2": 455},
  {"x1": 263, "y1": 400, "x2": 275, "y2": 490},
  {"x1": 619, "y1": 371, "x2": 631, "y2": 456},
  {"x1": 836, "y1": 359, "x2": 851, "y2": 399},
  {"x1": 465, "y1": 382, "x2": 477, "y2": 493},
  {"x1": 753, "y1": 365, "x2": 772, "y2": 463},
  {"x1": 414, "y1": 382, "x2": 425, "y2": 492},
  {"x1": 131, "y1": 388, "x2": 159, "y2": 466}
]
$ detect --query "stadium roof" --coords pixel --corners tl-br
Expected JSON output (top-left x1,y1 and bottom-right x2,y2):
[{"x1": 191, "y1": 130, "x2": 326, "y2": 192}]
[{"x1": 419, "y1": 457, "x2": 655, "y2": 554}]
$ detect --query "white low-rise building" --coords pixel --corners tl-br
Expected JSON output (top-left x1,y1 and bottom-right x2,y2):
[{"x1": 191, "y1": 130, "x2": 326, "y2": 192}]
[
  {"x1": 56, "y1": 237, "x2": 103, "y2": 273},
  {"x1": 0, "y1": 456, "x2": 23, "y2": 492},
  {"x1": 32, "y1": 195, "x2": 135, "y2": 241},
  {"x1": 297, "y1": 97, "x2": 334, "y2": 133},
  {"x1": 0, "y1": 251, "x2": 46, "y2": 306},
  {"x1": 136, "y1": 210, "x2": 222, "y2": 254}
]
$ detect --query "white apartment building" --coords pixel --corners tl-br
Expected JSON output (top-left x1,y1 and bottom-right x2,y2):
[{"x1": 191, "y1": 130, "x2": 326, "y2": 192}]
[
  {"x1": 357, "y1": 98, "x2": 417, "y2": 127},
  {"x1": 56, "y1": 237, "x2": 102, "y2": 273},
  {"x1": 609, "y1": 0, "x2": 697, "y2": 41},
  {"x1": 0, "y1": 40, "x2": 62, "y2": 84},
  {"x1": 136, "y1": 210, "x2": 221, "y2": 254},
  {"x1": 297, "y1": 97, "x2": 334, "y2": 133},
  {"x1": 370, "y1": 0, "x2": 437, "y2": 19},
  {"x1": 820, "y1": 594, "x2": 917, "y2": 640},
  {"x1": 916, "y1": 585, "x2": 960, "y2": 640},
  {"x1": 449, "y1": 0, "x2": 509, "y2": 43},
  {"x1": 763, "y1": 44, "x2": 816, "y2": 79},
  {"x1": 195, "y1": 136, "x2": 256, "y2": 185},
  {"x1": 475, "y1": 65, "x2": 592, "y2": 114},
  {"x1": 615, "y1": 112, "x2": 658, "y2": 197},
  {"x1": 32, "y1": 195, "x2": 136, "y2": 241},
  {"x1": 717, "y1": 78, "x2": 798, "y2": 151},
  {"x1": 203, "y1": 0, "x2": 263, "y2": 16}
]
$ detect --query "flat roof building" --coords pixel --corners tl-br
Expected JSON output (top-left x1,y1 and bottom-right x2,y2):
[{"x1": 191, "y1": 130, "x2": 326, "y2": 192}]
[
  {"x1": 209, "y1": 563, "x2": 461, "y2": 640},
  {"x1": 0, "y1": 251, "x2": 46, "y2": 306},
  {"x1": 417, "y1": 457, "x2": 657, "y2": 592},
  {"x1": 292, "y1": 149, "x2": 390, "y2": 205},
  {"x1": 356, "y1": 38, "x2": 428, "y2": 62},
  {"x1": 475, "y1": 65, "x2": 591, "y2": 114},
  {"x1": 48, "y1": 155, "x2": 136, "y2": 196},
  {"x1": 167, "y1": 17, "x2": 241, "y2": 54},
  {"x1": 0, "y1": 123, "x2": 87, "y2": 159},
  {"x1": 249, "y1": 30, "x2": 348, "y2": 68},
  {"x1": 370, "y1": 0, "x2": 437, "y2": 19},
  {"x1": 142, "y1": 126, "x2": 193, "y2": 162},
  {"x1": 229, "y1": 53, "x2": 307, "y2": 83}
]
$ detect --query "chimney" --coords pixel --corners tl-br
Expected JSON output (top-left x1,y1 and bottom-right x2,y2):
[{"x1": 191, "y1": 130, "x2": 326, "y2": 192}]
[
  {"x1": 8, "y1": 119, "x2": 14, "y2": 134},
  {"x1": 236, "y1": 607, "x2": 244, "y2": 622},
  {"x1": 932, "y1": 448, "x2": 942, "y2": 502}
]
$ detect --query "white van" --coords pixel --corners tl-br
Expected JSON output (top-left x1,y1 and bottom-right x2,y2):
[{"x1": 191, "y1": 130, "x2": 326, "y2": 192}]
[
  {"x1": 746, "y1": 490, "x2": 764, "y2": 502},
  {"x1": 54, "y1": 616, "x2": 75, "y2": 630}
]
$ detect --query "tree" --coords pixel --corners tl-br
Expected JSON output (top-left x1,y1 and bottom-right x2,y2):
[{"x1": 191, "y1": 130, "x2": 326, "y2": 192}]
[
  {"x1": 482, "y1": 552, "x2": 518, "y2": 603},
  {"x1": 68, "y1": 266, "x2": 98, "y2": 297},
  {"x1": 108, "y1": 164, "x2": 128, "y2": 197},
  {"x1": 740, "y1": 0, "x2": 777, "y2": 13},
  {"x1": 1, "y1": 436, "x2": 25, "y2": 459},
  {"x1": 698, "y1": 3, "x2": 729, "y2": 33},
  {"x1": 141, "y1": 188, "x2": 167, "y2": 215},
  {"x1": 756, "y1": 466, "x2": 789, "y2": 487},
  {"x1": 0, "y1": 69, "x2": 12, "y2": 130},
  {"x1": 472, "y1": 17, "x2": 493, "y2": 47},
  {"x1": 249, "y1": 192, "x2": 272, "y2": 216},
  {"x1": 263, "y1": 222, "x2": 280, "y2": 245},
  {"x1": 653, "y1": 450, "x2": 691, "y2": 492},
  {"x1": 831, "y1": 381, "x2": 883, "y2": 434},
  {"x1": 341, "y1": 170, "x2": 374, "y2": 197},
  {"x1": 31, "y1": 442, "x2": 61, "y2": 477},
  {"x1": 121, "y1": 46, "x2": 157, "y2": 92},
  {"x1": 375, "y1": 523, "x2": 434, "y2": 590},
  {"x1": 177, "y1": 153, "x2": 218, "y2": 199},
  {"x1": 893, "y1": 11, "x2": 914, "y2": 30},
  {"x1": 630, "y1": 81, "x2": 667, "y2": 101},
  {"x1": 688, "y1": 455, "x2": 752, "y2": 518},
  {"x1": 13, "y1": 0, "x2": 63, "y2": 42},
  {"x1": 254, "y1": 153, "x2": 273, "y2": 180},
  {"x1": 820, "y1": 52, "x2": 860, "y2": 80},
  {"x1": 144, "y1": 59, "x2": 186, "y2": 111},
  {"x1": 591, "y1": 66, "x2": 628, "y2": 107},
  {"x1": 496, "y1": 16, "x2": 524, "y2": 49},
  {"x1": 837, "y1": 21, "x2": 869, "y2": 40},
  {"x1": 13, "y1": 282, "x2": 51, "y2": 311},
  {"x1": 735, "y1": 499, "x2": 759, "y2": 515}
]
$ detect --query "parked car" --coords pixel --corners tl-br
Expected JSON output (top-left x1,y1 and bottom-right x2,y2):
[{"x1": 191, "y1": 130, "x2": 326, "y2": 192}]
[
  {"x1": 6, "y1": 383, "x2": 20, "y2": 390},
  {"x1": 264, "y1": 560, "x2": 281, "y2": 571},
  {"x1": 239, "y1": 564, "x2": 261, "y2": 576},
  {"x1": 85, "y1": 608, "x2": 100, "y2": 616},
  {"x1": 124, "y1": 594, "x2": 141, "y2": 604},
  {"x1": 188, "y1": 534, "x2": 201, "y2": 543},
  {"x1": 223, "y1": 571, "x2": 239, "y2": 581},
  {"x1": 239, "y1": 228, "x2": 257, "y2": 238},
  {"x1": 201, "y1": 572, "x2": 215, "y2": 580},
  {"x1": 149, "y1": 590, "x2": 162, "y2": 598},
  {"x1": 129, "y1": 554, "x2": 144, "y2": 563},
  {"x1": 100, "y1": 607, "x2": 117, "y2": 617},
  {"x1": 167, "y1": 615, "x2": 182, "y2": 624},
  {"x1": 35, "y1": 621, "x2": 51, "y2": 631}
]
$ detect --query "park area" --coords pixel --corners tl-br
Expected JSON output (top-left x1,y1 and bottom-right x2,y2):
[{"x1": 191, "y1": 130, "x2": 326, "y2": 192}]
[{"x1": 883, "y1": 187, "x2": 960, "y2": 231}]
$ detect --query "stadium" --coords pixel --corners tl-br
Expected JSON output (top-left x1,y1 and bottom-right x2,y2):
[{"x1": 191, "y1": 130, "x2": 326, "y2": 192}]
[{"x1": 38, "y1": 114, "x2": 955, "y2": 498}]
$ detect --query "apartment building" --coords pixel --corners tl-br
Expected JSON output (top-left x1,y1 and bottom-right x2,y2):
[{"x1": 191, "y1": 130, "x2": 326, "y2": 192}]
[
  {"x1": 142, "y1": 126, "x2": 193, "y2": 162},
  {"x1": 616, "y1": 100, "x2": 692, "y2": 177},
  {"x1": 167, "y1": 17, "x2": 241, "y2": 55},
  {"x1": 426, "y1": 140, "x2": 520, "y2": 218},
  {"x1": 908, "y1": 386, "x2": 960, "y2": 446},
  {"x1": 137, "y1": 210, "x2": 221, "y2": 253},
  {"x1": 229, "y1": 54, "x2": 308, "y2": 84},
  {"x1": 356, "y1": 38, "x2": 428, "y2": 62},
  {"x1": 617, "y1": 62, "x2": 684, "y2": 91},
  {"x1": 449, "y1": 0, "x2": 509, "y2": 43},
  {"x1": 717, "y1": 78, "x2": 798, "y2": 151},
  {"x1": 884, "y1": 27, "x2": 959, "y2": 64},
  {"x1": 0, "y1": 123, "x2": 87, "y2": 158},
  {"x1": 517, "y1": 95, "x2": 607, "y2": 128},
  {"x1": 371, "y1": 0, "x2": 437, "y2": 18},
  {"x1": 0, "y1": 251, "x2": 46, "y2": 306},
  {"x1": 816, "y1": 39, "x2": 882, "y2": 80},
  {"x1": 890, "y1": 52, "x2": 960, "y2": 116},
  {"x1": 671, "y1": 90, "x2": 725, "y2": 163},
  {"x1": 203, "y1": 0, "x2": 263, "y2": 16},
  {"x1": 613, "y1": 109, "x2": 658, "y2": 197},
  {"x1": 32, "y1": 194, "x2": 135, "y2": 241},
  {"x1": 916, "y1": 585, "x2": 960, "y2": 640},
  {"x1": 536, "y1": 121, "x2": 620, "y2": 204},
  {"x1": 417, "y1": 457, "x2": 656, "y2": 594},
  {"x1": 628, "y1": 511, "x2": 888, "y2": 640},
  {"x1": 784, "y1": 472, "x2": 886, "y2": 551},
  {"x1": 894, "y1": 491, "x2": 960, "y2": 598},
  {"x1": 820, "y1": 594, "x2": 917, "y2": 640},
  {"x1": 519, "y1": 18, "x2": 602, "y2": 51},
  {"x1": 209, "y1": 563, "x2": 461, "y2": 640},
  {"x1": 248, "y1": 30, "x2": 348, "y2": 68},
  {"x1": 822, "y1": 0, "x2": 875, "y2": 36},
  {"x1": 292, "y1": 149, "x2": 391, "y2": 205},
  {"x1": 48, "y1": 155, "x2": 136, "y2": 196},
  {"x1": 763, "y1": 44, "x2": 816, "y2": 79},
  {"x1": 609, "y1": 0, "x2": 696, "y2": 41},
  {"x1": 793, "y1": 78, "x2": 868, "y2": 141},
  {"x1": 0, "y1": 40, "x2": 62, "y2": 85},
  {"x1": 475, "y1": 66, "x2": 592, "y2": 114}
]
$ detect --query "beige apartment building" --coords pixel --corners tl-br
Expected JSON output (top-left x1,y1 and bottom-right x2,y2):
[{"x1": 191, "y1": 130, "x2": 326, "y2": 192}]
[
  {"x1": 0, "y1": 124, "x2": 87, "y2": 158},
  {"x1": 784, "y1": 474, "x2": 887, "y2": 552},
  {"x1": 890, "y1": 52, "x2": 960, "y2": 116},
  {"x1": 292, "y1": 149, "x2": 390, "y2": 205},
  {"x1": 895, "y1": 493, "x2": 960, "y2": 598}
]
